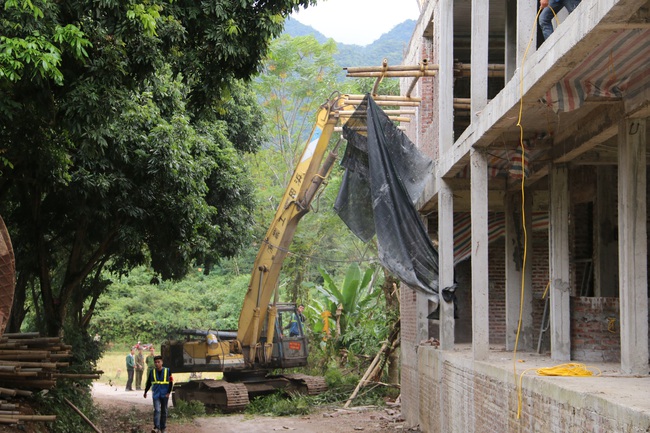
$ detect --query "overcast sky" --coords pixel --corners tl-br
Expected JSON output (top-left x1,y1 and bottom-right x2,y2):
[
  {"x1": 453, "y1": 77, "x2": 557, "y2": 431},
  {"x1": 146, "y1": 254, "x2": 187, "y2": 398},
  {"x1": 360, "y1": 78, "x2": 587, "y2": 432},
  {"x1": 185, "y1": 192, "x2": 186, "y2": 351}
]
[{"x1": 291, "y1": 0, "x2": 421, "y2": 46}]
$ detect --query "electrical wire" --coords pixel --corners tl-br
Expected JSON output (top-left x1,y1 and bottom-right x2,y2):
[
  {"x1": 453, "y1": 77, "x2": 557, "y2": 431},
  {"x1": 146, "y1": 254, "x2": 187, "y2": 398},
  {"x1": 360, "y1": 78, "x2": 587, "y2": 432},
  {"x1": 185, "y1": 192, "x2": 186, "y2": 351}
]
[{"x1": 513, "y1": 3, "x2": 600, "y2": 421}]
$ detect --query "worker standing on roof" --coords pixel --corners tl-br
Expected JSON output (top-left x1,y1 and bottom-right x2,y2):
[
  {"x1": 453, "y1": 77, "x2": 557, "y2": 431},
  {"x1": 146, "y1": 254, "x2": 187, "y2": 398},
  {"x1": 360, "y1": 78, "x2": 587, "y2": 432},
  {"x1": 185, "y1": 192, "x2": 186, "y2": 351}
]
[
  {"x1": 539, "y1": 0, "x2": 581, "y2": 41},
  {"x1": 144, "y1": 355, "x2": 173, "y2": 433}
]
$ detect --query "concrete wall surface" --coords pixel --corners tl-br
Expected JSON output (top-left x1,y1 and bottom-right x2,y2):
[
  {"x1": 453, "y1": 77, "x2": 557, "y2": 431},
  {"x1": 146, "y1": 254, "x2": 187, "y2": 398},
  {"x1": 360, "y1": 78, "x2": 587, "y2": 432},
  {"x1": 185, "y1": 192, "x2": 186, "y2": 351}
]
[{"x1": 408, "y1": 346, "x2": 650, "y2": 433}]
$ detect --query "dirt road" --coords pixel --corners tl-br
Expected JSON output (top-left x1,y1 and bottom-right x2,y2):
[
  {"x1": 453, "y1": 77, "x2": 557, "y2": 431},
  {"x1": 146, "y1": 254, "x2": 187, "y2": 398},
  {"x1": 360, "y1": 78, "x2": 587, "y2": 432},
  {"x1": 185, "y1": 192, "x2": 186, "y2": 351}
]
[{"x1": 92, "y1": 382, "x2": 413, "y2": 433}]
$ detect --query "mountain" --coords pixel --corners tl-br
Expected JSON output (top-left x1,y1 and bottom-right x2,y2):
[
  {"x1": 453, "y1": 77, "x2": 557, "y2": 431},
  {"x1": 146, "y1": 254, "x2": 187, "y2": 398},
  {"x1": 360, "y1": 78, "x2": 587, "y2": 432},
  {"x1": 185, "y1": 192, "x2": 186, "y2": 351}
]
[{"x1": 283, "y1": 18, "x2": 416, "y2": 68}]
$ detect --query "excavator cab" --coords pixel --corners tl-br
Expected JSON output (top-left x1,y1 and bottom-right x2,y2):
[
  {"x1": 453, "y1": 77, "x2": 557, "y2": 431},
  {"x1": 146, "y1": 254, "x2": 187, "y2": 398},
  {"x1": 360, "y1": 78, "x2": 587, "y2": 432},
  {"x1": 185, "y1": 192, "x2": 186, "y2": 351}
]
[{"x1": 262, "y1": 303, "x2": 309, "y2": 368}]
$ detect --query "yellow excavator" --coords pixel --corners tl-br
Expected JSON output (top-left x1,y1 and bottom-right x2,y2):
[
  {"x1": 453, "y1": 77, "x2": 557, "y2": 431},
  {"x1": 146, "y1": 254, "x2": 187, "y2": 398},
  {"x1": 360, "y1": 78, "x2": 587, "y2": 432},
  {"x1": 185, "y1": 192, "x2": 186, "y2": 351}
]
[{"x1": 162, "y1": 94, "x2": 355, "y2": 411}]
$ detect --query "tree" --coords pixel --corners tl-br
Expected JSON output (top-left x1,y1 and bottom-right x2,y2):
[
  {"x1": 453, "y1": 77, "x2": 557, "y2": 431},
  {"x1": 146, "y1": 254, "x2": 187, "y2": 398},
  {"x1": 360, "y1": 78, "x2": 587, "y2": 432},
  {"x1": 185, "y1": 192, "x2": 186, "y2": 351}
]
[
  {"x1": 0, "y1": 0, "x2": 317, "y2": 336},
  {"x1": 251, "y1": 34, "x2": 371, "y2": 303}
]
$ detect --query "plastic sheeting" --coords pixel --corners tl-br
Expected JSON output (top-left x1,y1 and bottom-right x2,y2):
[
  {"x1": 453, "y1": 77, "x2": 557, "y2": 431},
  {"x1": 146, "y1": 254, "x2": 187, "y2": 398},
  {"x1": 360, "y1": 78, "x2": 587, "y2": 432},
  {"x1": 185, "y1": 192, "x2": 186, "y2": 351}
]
[{"x1": 334, "y1": 94, "x2": 440, "y2": 301}]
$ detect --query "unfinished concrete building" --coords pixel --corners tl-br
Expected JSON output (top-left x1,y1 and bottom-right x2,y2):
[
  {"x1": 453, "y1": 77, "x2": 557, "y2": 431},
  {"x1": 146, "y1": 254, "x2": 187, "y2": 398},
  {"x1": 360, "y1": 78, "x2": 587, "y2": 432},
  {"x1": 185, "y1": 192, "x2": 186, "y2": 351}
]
[{"x1": 398, "y1": 0, "x2": 650, "y2": 431}]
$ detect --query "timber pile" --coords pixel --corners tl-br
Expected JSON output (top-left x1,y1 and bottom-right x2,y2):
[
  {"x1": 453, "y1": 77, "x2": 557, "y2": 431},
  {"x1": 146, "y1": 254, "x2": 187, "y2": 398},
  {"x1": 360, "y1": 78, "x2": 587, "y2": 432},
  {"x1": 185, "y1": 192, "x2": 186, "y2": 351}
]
[{"x1": 0, "y1": 332, "x2": 101, "y2": 428}]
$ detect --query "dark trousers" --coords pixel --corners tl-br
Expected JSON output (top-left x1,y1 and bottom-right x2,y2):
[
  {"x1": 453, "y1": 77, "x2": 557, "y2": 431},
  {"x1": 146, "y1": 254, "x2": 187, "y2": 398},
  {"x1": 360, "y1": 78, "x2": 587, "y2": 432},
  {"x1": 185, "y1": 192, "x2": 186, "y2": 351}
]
[
  {"x1": 135, "y1": 369, "x2": 143, "y2": 390},
  {"x1": 125, "y1": 368, "x2": 134, "y2": 390}
]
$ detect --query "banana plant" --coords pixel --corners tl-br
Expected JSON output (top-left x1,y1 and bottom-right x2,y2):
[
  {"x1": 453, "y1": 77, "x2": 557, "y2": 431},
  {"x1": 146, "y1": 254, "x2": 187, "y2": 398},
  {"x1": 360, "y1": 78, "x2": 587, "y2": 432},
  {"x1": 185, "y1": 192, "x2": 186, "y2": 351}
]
[{"x1": 316, "y1": 263, "x2": 380, "y2": 337}]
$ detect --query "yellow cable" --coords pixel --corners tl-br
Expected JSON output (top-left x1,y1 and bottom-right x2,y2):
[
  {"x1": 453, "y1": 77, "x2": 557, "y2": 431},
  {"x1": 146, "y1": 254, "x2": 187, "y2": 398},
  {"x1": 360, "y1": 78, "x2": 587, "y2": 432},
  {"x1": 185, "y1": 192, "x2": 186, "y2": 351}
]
[
  {"x1": 515, "y1": 5, "x2": 571, "y2": 420},
  {"x1": 514, "y1": 6, "x2": 542, "y2": 420}
]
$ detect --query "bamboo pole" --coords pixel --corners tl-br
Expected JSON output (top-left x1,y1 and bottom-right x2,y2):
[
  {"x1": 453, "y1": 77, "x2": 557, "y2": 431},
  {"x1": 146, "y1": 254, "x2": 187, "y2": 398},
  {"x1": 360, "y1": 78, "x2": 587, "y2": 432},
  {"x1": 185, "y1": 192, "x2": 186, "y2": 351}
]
[
  {"x1": 343, "y1": 341, "x2": 388, "y2": 409},
  {"x1": 52, "y1": 373, "x2": 101, "y2": 379},
  {"x1": 1, "y1": 333, "x2": 40, "y2": 339},
  {"x1": 0, "y1": 414, "x2": 56, "y2": 422},
  {"x1": 344, "y1": 64, "x2": 439, "y2": 73},
  {"x1": 344, "y1": 94, "x2": 422, "y2": 102},
  {"x1": 0, "y1": 388, "x2": 16, "y2": 397},
  {"x1": 0, "y1": 350, "x2": 49, "y2": 357},
  {"x1": 0, "y1": 361, "x2": 58, "y2": 369},
  {"x1": 337, "y1": 109, "x2": 416, "y2": 116},
  {"x1": 346, "y1": 71, "x2": 437, "y2": 78},
  {"x1": 64, "y1": 398, "x2": 102, "y2": 433}
]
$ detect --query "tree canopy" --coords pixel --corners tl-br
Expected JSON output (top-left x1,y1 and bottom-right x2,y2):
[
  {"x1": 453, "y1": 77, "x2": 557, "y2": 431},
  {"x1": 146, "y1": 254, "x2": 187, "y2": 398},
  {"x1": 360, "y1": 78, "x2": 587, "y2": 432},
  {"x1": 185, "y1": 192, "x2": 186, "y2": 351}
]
[{"x1": 0, "y1": 0, "x2": 317, "y2": 336}]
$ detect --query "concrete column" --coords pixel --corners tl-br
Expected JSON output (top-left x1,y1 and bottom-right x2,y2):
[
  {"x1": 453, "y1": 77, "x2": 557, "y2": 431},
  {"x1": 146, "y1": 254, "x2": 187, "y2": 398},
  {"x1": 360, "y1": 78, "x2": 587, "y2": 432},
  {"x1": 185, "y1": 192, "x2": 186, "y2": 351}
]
[
  {"x1": 505, "y1": 191, "x2": 534, "y2": 351},
  {"x1": 517, "y1": 0, "x2": 537, "y2": 69},
  {"x1": 549, "y1": 164, "x2": 571, "y2": 361},
  {"x1": 617, "y1": 118, "x2": 649, "y2": 375},
  {"x1": 504, "y1": 0, "x2": 517, "y2": 81},
  {"x1": 471, "y1": 0, "x2": 488, "y2": 117},
  {"x1": 438, "y1": 0, "x2": 453, "y2": 153},
  {"x1": 594, "y1": 166, "x2": 618, "y2": 297},
  {"x1": 438, "y1": 179, "x2": 455, "y2": 350},
  {"x1": 470, "y1": 149, "x2": 489, "y2": 360}
]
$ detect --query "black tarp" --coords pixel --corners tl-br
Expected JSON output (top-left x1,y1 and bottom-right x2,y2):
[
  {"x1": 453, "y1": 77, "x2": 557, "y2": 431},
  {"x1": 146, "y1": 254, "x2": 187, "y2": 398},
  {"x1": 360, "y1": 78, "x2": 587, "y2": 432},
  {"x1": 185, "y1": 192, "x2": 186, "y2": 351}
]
[{"x1": 334, "y1": 94, "x2": 440, "y2": 301}]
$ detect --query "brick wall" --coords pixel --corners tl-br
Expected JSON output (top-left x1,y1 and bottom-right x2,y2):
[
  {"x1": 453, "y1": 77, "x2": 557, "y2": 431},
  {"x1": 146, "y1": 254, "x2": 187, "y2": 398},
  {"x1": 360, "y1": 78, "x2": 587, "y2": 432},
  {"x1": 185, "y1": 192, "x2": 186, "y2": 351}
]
[
  {"x1": 400, "y1": 288, "x2": 420, "y2": 424},
  {"x1": 570, "y1": 297, "x2": 621, "y2": 362},
  {"x1": 414, "y1": 347, "x2": 650, "y2": 433}
]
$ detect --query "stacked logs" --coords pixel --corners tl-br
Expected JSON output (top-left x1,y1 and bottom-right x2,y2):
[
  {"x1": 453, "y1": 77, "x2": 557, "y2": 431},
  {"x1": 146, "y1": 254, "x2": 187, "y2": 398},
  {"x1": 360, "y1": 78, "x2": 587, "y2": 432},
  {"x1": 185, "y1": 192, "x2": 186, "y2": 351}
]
[{"x1": 0, "y1": 332, "x2": 101, "y2": 427}]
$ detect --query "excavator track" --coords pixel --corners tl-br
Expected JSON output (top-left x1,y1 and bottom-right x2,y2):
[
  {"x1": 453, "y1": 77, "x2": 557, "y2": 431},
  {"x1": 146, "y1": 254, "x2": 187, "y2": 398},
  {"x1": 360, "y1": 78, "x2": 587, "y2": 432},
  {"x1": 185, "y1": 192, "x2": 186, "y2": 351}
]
[
  {"x1": 282, "y1": 373, "x2": 328, "y2": 395},
  {"x1": 173, "y1": 379, "x2": 249, "y2": 412}
]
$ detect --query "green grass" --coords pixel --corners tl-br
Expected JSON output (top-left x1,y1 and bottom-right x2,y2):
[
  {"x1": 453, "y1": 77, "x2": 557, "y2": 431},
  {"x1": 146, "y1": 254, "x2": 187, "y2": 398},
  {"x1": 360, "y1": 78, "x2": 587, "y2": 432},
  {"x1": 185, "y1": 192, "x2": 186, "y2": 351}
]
[{"x1": 97, "y1": 348, "x2": 222, "y2": 387}]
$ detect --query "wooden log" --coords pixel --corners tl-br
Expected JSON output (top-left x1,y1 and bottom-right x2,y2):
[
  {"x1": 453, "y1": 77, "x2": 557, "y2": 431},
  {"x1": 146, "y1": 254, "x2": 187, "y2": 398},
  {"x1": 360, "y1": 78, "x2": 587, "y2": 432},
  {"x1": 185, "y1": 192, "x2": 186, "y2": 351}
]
[
  {"x1": 0, "y1": 411, "x2": 20, "y2": 415},
  {"x1": 64, "y1": 398, "x2": 102, "y2": 433},
  {"x1": 0, "y1": 404, "x2": 18, "y2": 410},
  {"x1": 0, "y1": 388, "x2": 16, "y2": 396},
  {"x1": 0, "y1": 366, "x2": 18, "y2": 373}
]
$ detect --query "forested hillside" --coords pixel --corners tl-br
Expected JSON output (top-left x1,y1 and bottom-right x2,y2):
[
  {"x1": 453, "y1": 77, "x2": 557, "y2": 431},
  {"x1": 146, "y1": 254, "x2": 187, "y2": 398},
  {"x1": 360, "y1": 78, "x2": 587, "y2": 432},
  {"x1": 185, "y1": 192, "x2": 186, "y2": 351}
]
[{"x1": 284, "y1": 18, "x2": 415, "y2": 68}]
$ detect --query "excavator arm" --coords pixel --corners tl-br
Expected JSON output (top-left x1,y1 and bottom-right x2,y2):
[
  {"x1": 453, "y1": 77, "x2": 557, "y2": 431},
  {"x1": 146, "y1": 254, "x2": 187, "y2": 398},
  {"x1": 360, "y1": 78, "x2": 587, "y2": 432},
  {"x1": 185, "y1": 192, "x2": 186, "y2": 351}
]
[{"x1": 237, "y1": 95, "x2": 352, "y2": 363}]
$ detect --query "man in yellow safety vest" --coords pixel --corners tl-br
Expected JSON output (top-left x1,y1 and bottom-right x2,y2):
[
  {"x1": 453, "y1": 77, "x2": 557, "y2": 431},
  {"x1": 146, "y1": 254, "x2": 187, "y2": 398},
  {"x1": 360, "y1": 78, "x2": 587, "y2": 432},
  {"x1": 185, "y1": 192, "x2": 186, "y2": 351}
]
[{"x1": 143, "y1": 355, "x2": 173, "y2": 433}]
